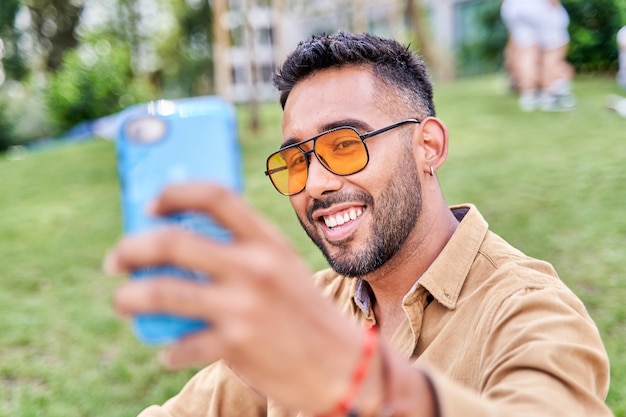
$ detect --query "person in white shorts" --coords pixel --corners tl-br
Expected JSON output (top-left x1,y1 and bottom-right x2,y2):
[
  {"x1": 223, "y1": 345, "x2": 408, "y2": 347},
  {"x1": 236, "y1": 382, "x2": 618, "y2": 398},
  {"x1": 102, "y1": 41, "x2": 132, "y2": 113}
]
[
  {"x1": 501, "y1": 0, "x2": 576, "y2": 111},
  {"x1": 606, "y1": 26, "x2": 626, "y2": 118},
  {"x1": 617, "y1": 26, "x2": 626, "y2": 91}
]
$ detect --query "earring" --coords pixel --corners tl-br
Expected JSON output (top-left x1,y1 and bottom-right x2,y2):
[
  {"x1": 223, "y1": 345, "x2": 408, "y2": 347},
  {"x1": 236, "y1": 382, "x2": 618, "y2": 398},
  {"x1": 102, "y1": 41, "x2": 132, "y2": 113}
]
[{"x1": 429, "y1": 166, "x2": 435, "y2": 176}]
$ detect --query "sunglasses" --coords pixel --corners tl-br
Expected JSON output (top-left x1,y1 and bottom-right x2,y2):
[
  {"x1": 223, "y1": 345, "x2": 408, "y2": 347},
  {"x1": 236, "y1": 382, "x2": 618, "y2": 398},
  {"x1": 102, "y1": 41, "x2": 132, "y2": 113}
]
[{"x1": 265, "y1": 118, "x2": 420, "y2": 196}]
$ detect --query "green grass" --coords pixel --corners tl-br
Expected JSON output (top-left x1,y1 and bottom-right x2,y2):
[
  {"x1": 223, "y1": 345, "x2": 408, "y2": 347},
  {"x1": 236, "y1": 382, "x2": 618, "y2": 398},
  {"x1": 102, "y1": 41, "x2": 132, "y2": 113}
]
[{"x1": 1, "y1": 73, "x2": 624, "y2": 416}]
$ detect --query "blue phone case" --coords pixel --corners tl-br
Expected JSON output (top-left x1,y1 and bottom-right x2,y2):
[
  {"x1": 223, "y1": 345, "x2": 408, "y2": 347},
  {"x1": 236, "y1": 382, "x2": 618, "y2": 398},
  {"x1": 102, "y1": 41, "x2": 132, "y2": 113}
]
[{"x1": 116, "y1": 96, "x2": 242, "y2": 345}]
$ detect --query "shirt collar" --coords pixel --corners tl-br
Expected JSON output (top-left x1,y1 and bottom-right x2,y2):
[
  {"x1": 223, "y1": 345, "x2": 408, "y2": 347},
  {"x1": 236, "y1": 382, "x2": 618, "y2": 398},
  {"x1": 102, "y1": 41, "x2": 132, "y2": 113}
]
[
  {"x1": 354, "y1": 278, "x2": 373, "y2": 315},
  {"x1": 407, "y1": 204, "x2": 488, "y2": 309},
  {"x1": 353, "y1": 204, "x2": 488, "y2": 313}
]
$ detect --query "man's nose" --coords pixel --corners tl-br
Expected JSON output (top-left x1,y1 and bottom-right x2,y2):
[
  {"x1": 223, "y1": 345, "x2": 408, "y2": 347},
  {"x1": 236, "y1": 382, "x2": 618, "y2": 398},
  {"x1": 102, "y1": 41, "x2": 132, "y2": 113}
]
[{"x1": 304, "y1": 153, "x2": 343, "y2": 198}]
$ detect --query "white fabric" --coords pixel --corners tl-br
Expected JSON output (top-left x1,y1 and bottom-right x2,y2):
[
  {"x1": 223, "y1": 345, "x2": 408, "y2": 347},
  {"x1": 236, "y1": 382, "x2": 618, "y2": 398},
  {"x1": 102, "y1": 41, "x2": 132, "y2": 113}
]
[{"x1": 501, "y1": 0, "x2": 570, "y2": 49}]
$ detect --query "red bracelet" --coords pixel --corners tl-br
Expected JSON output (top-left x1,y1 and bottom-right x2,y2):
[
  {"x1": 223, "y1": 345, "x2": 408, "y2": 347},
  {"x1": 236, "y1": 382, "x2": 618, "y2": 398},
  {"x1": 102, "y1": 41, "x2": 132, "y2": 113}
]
[{"x1": 318, "y1": 325, "x2": 379, "y2": 417}]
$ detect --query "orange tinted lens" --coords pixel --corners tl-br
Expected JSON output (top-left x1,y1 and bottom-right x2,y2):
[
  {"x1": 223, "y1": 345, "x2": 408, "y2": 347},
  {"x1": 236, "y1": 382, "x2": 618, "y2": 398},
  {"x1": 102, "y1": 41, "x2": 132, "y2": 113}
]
[
  {"x1": 315, "y1": 129, "x2": 368, "y2": 175},
  {"x1": 267, "y1": 148, "x2": 308, "y2": 195}
]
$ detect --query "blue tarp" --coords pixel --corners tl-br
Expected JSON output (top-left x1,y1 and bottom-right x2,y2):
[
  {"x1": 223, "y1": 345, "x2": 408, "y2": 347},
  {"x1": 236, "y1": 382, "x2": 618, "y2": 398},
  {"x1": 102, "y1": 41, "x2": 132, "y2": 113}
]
[{"x1": 6, "y1": 107, "x2": 137, "y2": 159}]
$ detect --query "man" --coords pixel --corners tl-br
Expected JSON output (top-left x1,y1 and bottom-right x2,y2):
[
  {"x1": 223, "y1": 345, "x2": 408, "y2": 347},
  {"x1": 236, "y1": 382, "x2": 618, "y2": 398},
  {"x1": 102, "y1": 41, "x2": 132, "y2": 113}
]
[{"x1": 105, "y1": 32, "x2": 612, "y2": 417}]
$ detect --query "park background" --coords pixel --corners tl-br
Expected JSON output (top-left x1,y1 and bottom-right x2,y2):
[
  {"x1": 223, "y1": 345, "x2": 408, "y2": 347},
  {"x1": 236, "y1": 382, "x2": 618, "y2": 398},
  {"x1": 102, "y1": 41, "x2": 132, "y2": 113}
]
[{"x1": 1, "y1": 0, "x2": 626, "y2": 416}]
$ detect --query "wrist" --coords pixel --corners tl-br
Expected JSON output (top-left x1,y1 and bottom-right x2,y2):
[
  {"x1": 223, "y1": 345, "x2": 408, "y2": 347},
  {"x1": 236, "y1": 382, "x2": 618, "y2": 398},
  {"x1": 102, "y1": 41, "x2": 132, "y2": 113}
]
[
  {"x1": 357, "y1": 340, "x2": 438, "y2": 417},
  {"x1": 317, "y1": 325, "x2": 380, "y2": 417}
]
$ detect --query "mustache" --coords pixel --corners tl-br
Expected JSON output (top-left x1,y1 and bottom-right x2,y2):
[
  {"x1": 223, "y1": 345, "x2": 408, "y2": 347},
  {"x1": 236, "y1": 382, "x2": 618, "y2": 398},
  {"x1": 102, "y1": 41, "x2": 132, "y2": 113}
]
[{"x1": 307, "y1": 191, "x2": 374, "y2": 221}]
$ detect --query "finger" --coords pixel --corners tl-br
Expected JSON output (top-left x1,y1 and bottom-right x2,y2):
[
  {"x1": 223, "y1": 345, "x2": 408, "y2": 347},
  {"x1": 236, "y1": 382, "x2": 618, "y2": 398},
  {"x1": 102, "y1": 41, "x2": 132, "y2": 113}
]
[
  {"x1": 113, "y1": 274, "x2": 252, "y2": 321},
  {"x1": 151, "y1": 182, "x2": 290, "y2": 246},
  {"x1": 159, "y1": 330, "x2": 224, "y2": 370},
  {"x1": 113, "y1": 278, "x2": 213, "y2": 319},
  {"x1": 104, "y1": 226, "x2": 233, "y2": 281}
]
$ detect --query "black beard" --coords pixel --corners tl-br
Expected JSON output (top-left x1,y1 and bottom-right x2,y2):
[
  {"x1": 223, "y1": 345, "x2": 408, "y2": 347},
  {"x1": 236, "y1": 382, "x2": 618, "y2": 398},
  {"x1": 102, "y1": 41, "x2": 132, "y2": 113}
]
[{"x1": 297, "y1": 154, "x2": 422, "y2": 277}]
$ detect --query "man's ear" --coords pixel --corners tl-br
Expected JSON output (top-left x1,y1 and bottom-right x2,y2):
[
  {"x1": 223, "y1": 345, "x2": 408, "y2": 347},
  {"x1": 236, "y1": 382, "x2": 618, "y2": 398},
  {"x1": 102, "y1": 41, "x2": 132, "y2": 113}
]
[{"x1": 416, "y1": 117, "x2": 449, "y2": 175}]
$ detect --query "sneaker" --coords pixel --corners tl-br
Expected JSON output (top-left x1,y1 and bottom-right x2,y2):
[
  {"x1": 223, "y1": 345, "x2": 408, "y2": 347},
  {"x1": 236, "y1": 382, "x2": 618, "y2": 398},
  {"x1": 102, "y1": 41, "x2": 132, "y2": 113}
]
[
  {"x1": 606, "y1": 94, "x2": 626, "y2": 117},
  {"x1": 539, "y1": 92, "x2": 576, "y2": 112},
  {"x1": 518, "y1": 91, "x2": 538, "y2": 112}
]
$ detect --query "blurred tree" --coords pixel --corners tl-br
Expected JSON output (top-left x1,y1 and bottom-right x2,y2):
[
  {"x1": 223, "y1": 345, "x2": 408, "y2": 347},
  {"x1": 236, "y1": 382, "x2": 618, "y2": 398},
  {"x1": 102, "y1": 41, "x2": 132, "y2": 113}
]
[
  {"x1": 405, "y1": 0, "x2": 454, "y2": 81},
  {"x1": 161, "y1": 0, "x2": 215, "y2": 96},
  {"x1": 1, "y1": 0, "x2": 222, "y2": 144},
  {"x1": 46, "y1": 36, "x2": 157, "y2": 133},
  {"x1": 0, "y1": 100, "x2": 16, "y2": 151},
  {"x1": 25, "y1": 0, "x2": 84, "y2": 71},
  {"x1": 179, "y1": 0, "x2": 214, "y2": 95},
  {"x1": 0, "y1": 0, "x2": 28, "y2": 81},
  {"x1": 114, "y1": 0, "x2": 141, "y2": 59},
  {"x1": 456, "y1": 0, "x2": 507, "y2": 77},
  {"x1": 243, "y1": 0, "x2": 260, "y2": 131},
  {"x1": 563, "y1": 0, "x2": 622, "y2": 72},
  {"x1": 616, "y1": 0, "x2": 626, "y2": 23},
  {"x1": 100, "y1": 0, "x2": 216, "y2": 97},
  {"x1": 211, "y1": 0, "x2": 230, "y2": 99}
]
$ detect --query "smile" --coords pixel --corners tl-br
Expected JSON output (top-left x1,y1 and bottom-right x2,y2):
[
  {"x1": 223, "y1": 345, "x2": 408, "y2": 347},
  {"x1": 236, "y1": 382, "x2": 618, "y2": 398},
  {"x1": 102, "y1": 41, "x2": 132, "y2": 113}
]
[{"x1": 323, "y1": 207, "x2": 364, "y2": 229}]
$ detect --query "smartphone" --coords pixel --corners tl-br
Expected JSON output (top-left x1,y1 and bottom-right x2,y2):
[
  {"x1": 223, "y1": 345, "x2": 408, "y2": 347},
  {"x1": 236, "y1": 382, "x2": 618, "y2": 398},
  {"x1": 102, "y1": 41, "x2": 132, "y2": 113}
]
[{"x1": 116, "y1": 95, "x2": 243, "y2": 345}]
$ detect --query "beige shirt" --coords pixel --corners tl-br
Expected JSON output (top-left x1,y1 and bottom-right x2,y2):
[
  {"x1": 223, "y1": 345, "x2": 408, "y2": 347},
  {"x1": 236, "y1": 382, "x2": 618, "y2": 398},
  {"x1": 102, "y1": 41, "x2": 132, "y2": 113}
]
[{"x1": 138, "y1": 205, "x2": 613, "y2": 417}]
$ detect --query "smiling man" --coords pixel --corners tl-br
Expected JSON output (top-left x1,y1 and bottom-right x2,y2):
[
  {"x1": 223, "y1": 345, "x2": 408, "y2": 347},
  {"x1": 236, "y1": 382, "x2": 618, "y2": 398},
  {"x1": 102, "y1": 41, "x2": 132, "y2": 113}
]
[{"x1": 105, "y1": 32, "x2": 613, "y2": 417}]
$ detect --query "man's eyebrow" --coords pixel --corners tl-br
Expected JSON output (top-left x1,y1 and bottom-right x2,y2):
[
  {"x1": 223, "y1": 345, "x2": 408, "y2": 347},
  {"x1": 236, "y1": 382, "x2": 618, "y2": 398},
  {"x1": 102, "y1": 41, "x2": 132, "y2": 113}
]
[
  {"x1": 280, "y1": 137, "x2": 301, "y2": 148},
  {"x1": 279, "y1": 118, "x2": 373, "y2": 149},
  {"x1": 321, "y1": 118, "x2": 372, "y2": 133}
]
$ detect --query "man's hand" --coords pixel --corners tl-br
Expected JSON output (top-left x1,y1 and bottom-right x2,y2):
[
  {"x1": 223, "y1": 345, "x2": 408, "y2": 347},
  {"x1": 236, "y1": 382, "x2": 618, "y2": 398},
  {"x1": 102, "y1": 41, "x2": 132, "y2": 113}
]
[{"x1": 103, "y1": 182, "x2": 375, "y2": 414}]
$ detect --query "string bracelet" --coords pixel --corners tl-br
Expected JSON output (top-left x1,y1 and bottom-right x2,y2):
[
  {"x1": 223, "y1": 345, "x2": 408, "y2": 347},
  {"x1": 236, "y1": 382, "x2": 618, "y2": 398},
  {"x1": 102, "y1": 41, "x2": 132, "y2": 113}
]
[{"x1": 317, "y1": 325, "x2": 379, "y2": 417}]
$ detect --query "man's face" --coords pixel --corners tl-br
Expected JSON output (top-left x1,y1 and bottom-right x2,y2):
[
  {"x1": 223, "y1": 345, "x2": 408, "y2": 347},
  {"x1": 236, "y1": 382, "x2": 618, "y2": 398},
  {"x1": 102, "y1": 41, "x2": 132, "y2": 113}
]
[{"x1": 281, "y1": 67, "x2": 423, "y2": 277}]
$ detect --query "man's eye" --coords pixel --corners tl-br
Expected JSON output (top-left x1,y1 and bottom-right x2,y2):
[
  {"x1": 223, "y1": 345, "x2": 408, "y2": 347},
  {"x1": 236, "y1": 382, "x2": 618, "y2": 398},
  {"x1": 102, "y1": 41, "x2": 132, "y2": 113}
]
[
  {"x1": 336, "y1": 139, "x2": 360, "y2": 149},
  {"x1": 333, "y1": 139, "x2": 362, "y2": 154},
  {"x1": 288, "y1": 154, "x2": 307, "y2": 170}
]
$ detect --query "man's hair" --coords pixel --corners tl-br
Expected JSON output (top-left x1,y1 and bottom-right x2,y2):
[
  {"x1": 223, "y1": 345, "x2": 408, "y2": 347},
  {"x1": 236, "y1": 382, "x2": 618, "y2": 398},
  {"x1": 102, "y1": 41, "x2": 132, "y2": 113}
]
[{"x1": 272, "y1": 32, "x2": 436, "y2": 119}]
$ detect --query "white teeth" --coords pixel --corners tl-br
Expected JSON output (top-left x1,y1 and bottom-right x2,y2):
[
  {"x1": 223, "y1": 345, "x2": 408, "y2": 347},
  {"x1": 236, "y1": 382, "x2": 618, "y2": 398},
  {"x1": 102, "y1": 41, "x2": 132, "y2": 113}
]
[
  {"x1": 323, "y1": 208, "x2": 363, "y2": 229},
  {"x1": 327, "y1": 216, "x2": 337, "y2": 228}
]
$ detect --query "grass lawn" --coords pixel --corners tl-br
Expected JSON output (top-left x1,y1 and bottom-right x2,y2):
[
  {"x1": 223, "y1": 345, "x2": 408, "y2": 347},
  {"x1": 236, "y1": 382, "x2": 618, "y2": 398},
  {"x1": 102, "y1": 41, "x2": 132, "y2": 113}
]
[{"x1": 1, "y1": 73, "x2": 624, "y2": 416}]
